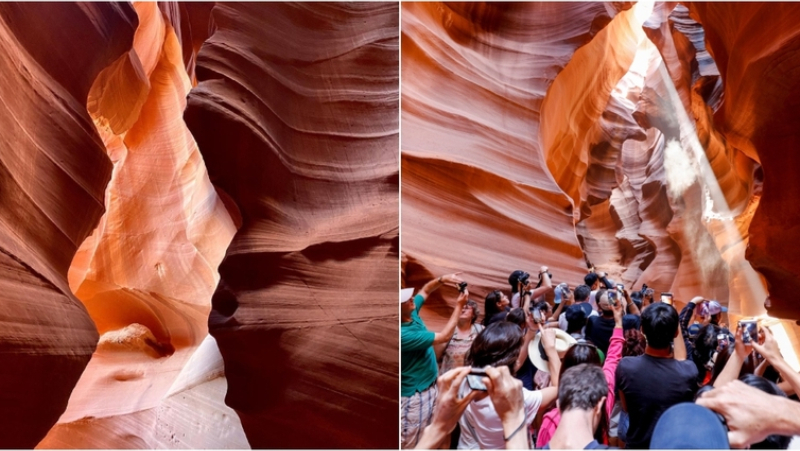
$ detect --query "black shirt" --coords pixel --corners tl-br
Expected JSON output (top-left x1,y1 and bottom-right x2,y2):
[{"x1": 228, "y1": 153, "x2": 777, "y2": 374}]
[
  {"x1": 615, "y1": 354, "x2": 698, "y2": 449},
  {"x1": 585, "y1": 315, "x2": 616, "y2": 355}
]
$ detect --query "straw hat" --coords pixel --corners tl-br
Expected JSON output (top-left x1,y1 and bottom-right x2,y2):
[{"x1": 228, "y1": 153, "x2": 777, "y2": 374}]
[{"x1": 529, "y1": 329, "x2": 577, "y2": 373}]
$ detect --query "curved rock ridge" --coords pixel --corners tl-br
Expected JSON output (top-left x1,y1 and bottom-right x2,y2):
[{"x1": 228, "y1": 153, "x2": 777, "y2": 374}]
[
  {"x1": 402, "y1": 1, "x2": 792, "y2": 339},
  {"x1": 184, "y1": 3, "x2": 399, "y2": 448},
  {"x1": 37, "y1": 2, "x2": 244, "y2": 448},
  {"x1": 0, "y1": 3, "x2": 137, "y2": 447},
  {"x1": 688, "y1": 3, "x2": 800, "y2": 322},
  {"x1": 402, "y1": 2, "x2": 612, "y2": 321}
]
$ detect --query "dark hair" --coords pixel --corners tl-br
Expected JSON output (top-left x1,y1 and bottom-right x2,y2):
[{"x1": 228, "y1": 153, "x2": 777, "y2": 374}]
[
  {"x1": 558, "y1": 364, "x2": 609, "y2": 443},
  {"x1": 483, "y1": 291, "x2": 503, "y2": 327},
  {"x1": 466, "y1": 321, "x2": 523, "y2": 373},
  {"x1": 465, "y1": 299, "x2": 480, "y2": 324},
  {"x1": 508, "y1": 270, "x2": 524, "y2": 294},
  {"x1": 565, "y1": 306, "x2": 588, "y2": 335},
  {"x1": 623, "y1": 329, "x2": 647, "y2": 357},
  {"x1": 559, "y1": 341, "x2": 602, "y2": 381},
  {"x1": 533, "y1": 300, "x2": 550, "y2": 317},
  {"x1": 692, "y1": 324, "x2": 722, "y2": 383},
  {"x1": 574, "y1": 285, "x2": 591, "y2": 303},
  {"x1": 708, "y1": 345, "x2": 757, "y2": 386},
  {"x1": 506, "y1": 308, "x2": 526, "y2": 328},
  {"x1": 641, "y1": 303, "x2": 679, "y2": 349},
  {"x1": 584, "y1": 273, "x2": 599, "y2": 288}
]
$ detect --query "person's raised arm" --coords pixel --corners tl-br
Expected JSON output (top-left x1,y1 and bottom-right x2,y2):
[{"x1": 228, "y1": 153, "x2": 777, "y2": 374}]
[
  {"x1": 531, "y1": 266, "x2": 553, "y2": 299},
  {"x1": 482, "y1": 366, "x2": 529, "y2": 450},
  {"x1": 624, "y1": 289, "x2": 640, "y2": 316},
  {"x1": 597, "y1": 271, "x2": 614, "y2": 290},
  {"x1": 714, "y1": 326, "x2": 748, "y2": 387},
  {"x1": 549, "y1": 286, "x2": 571, "y2": 322},
  {"x1": 698, "y1": 379, "x2": 800, "y2": 448},
  {"x1": 433, "y1": 289, "x2": 470, "y2": 345},
  {"x1": 418, "y1": 273, "x2": 463, "y2": 301},
  {"x1": 673, "y1": 320, "x2": 688, "y2": 361},
  {"x1": 416, "y1": 367, "x2": 482, "y2": 449},
  {"x1": 514, "y1": 311, "x2": 537, "y2": 373},
  {"x1": 753, "y1": 327, "x2": 800, "y2": 397}
]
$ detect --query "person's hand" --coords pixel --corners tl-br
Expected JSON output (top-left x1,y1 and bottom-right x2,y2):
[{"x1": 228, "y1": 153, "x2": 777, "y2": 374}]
[
  {"x1": 752, "y1": 326, "x2": 783, "y2": 366},
  {"x1": 734, "y1": 324, "x2": 750, "y2": 359},
  {"x1": 539, "y1": 266, "x2": 549, "y2": 275},
  {"x1": 483, "y1": 366, "x2": 524, "y2": 426},
  {"x1": 697, "y1": 379, "x2": 783, "y2": 448},
  {"x1": 690, "y1": 296, "x2": 705, "y2": 305},
  {"x1": 540, "y1": 327, "x2": 556, "y2": 351},
  {"x1": 612, "y1": 295, "x2": 625, "y2": 322},
  {"x1": 426, "y1": 367, "x2": 484, "y2": 436},
  {"x1": 598, "y1": 271, "x2": 607, "y2": 279},
  {"x1": 456, "y1": 289, "x2": 469, "y2": 306},
  {"x1": 440, "y1": 273, "x2": 464, "y2": 286}
]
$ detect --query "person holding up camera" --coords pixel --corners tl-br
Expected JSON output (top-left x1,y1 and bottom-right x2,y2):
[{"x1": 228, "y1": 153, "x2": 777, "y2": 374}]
[
  {"x1": 401, "y1": 273, "x2": 467, "y2": 449},
  {"x1": 508, "y1": 266, "x2": 553, "y2": 309}
]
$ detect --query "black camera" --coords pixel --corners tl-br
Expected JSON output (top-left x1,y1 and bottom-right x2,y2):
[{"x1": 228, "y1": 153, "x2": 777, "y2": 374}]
[
  {"x1": 518, "y1": 272, "x2": 531, "y2": 287},
  {"x1": 458, "y1": 282, "x2": 468, "y2": 293}
]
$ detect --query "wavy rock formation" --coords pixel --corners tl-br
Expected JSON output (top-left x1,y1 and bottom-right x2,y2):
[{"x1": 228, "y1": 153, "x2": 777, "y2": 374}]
[
  {"x1": 36, "y1": 3, "x2": 245, "y2": 448},
  {"x1": 184, "y1": 3, "x2": 399, "y2": 448},
  {"x1": 688, "y1": 3, "x2": 800, "y2": 321},
  {"x1": 402, "y1": 0, "x2": 799, "y2": 359},
  {"x1": 0, "y1": 4, "x2": 137, "y2": 447}
]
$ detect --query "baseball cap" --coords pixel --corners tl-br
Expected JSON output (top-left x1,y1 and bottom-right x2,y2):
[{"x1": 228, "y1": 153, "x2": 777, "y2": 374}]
[
  {"x1": 708, "y1": 300, "x2": 727, "y2": 315},
  {"x1": 650, "y1": 403, "x2": 729, "y2": 449}
]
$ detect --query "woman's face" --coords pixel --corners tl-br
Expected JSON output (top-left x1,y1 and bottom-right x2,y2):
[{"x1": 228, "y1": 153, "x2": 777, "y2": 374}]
[
  {"x1": 459, "y1": 304, "x2": 474, "y2": 321},
  {"x1": 497, "y1": 293, "x2": 510, "y2": 309}
]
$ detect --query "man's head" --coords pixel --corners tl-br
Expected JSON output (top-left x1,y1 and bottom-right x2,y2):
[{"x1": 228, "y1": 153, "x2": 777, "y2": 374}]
[
  {"x1": 565, "y1": 304, "x2": 588, "y2": 335},
  {"x1": 573, "y1": 284, "x2": 591, "y2": 303},
  {"x1": 584, "y1": 273, "x2": 600, "y2": 290},
  {"x1": 596, "y1": 289, "x2": 613, "y2": 316},
  {"x1": 641, "y1": 303, "x2": 679, "y2": 349},
  {"x1": 558, "y1": 363, "x2": 608, "y2": 425},
  {"x1": 467, "y1": 321, "x2": 523, "y2": 372},
  {"x1": 707, "y1": 300, "x2": 727, "y2": 325}
]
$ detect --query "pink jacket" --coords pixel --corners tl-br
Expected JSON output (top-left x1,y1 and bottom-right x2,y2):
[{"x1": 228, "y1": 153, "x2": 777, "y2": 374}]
[{"x1": 536, "y1": 327, "x2": 624, "y2": 448}]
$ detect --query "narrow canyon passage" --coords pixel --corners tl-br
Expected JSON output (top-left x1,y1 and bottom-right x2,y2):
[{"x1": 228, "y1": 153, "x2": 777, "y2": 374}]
[
  {"x1": 402, "y1": 2, "x2": 800, "y2": 365},
  {"x1": 0, "y1": 2, "x2": 399, "y2": 449}
]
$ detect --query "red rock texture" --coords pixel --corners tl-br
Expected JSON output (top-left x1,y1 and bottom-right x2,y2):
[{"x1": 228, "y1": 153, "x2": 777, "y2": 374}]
[
  {"x1": 184, "y1": 3, "x2": 399, "y2": 448},
  {"x1": 0, "y1": 3, "x2": 137, "y2": 447},
  {"x1": 688, "y1": 3, "x2": 800, "y2": 321}
]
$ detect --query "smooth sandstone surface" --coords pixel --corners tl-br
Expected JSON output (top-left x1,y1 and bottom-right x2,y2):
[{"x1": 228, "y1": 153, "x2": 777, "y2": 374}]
[
  {"x1": 0, "y1": 4, "x2": 137, "y2": 447},
  {"x1": 184, "y1": 3, "x2": 399, "y2": 448},
  {"x1": 37, "y1": 2, "x2": 245, "y2": 448}
]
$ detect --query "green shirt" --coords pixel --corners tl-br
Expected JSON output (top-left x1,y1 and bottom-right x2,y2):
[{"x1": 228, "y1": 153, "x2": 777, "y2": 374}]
[{"x1": 401, "y1": 294, "x2": 438, "y2": 397}]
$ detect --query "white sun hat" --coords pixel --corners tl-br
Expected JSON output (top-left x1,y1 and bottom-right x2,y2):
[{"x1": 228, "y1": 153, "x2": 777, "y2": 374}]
[{"x1": 529, "y1": 328, "x2": 578, "y2": 373}]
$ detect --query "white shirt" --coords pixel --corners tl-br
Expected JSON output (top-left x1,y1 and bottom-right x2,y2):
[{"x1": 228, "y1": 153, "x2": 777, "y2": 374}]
[{"x1": 457, "y1": 387, "x2": 543, "y2": 449}]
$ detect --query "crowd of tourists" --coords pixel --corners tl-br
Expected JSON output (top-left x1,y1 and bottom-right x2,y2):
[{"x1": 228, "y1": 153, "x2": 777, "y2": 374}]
[{"x1": 401, "y1": 267, "x2": 800, "y2": 449}]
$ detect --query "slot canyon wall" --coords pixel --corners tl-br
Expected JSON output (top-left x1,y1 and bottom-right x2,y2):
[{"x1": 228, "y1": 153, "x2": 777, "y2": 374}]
[
  {"x1": 401, "y1": 0, "x2": 800, "y2": 347},
  {"x1": 1, "y1": 2, "x2": 398, "y2": 449}
]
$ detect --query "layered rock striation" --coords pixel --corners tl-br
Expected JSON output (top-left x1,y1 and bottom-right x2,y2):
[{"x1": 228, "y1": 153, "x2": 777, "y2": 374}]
[
  {"x1": 184, "y1": 3, "x2": 399, "y2": 448},
  {"x1": 0, "y1": 4, "x2": 137, "y2": 447}
]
